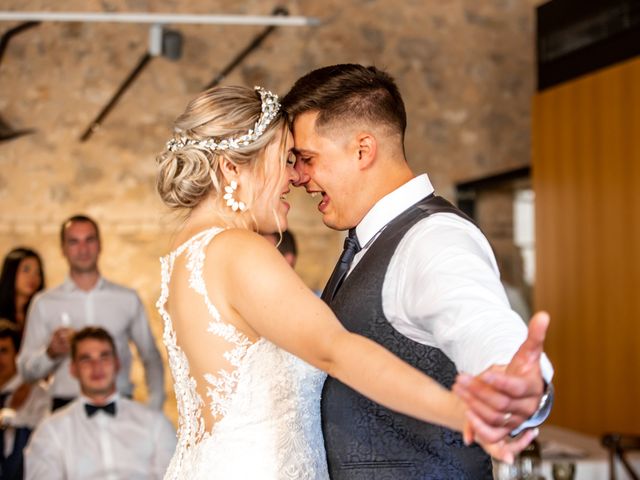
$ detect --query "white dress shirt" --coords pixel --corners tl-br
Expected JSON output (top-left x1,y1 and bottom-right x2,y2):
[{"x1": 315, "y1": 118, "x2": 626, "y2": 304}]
[
  {"x1": 17, "y1": 277, "x2": 165, "y2": 409},
  {"x1": 351, "y1": 174, "x2": 553, "y2": 380},
  {"x1": 24, "y1": 394, "x2": 176, "y2": 480},
  {"x1": 0, "y1": 373, "x2": 49, "y2": 458}
]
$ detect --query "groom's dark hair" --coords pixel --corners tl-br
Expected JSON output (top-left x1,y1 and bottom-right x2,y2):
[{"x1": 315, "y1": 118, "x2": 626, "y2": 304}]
[{"x1": 282, "y1": 64, "x2": 407, "y2": 141}]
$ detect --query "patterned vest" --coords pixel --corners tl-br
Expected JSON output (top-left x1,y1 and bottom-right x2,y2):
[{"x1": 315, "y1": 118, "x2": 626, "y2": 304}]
[{"x1": 321, "y1": 194, "x2": 493, "y2": 480}]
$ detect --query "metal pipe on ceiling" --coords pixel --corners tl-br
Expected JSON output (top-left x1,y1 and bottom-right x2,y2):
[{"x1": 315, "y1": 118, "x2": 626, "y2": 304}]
[{"x1": 0, "y1": 11, "x2": 319, "y2": 27}]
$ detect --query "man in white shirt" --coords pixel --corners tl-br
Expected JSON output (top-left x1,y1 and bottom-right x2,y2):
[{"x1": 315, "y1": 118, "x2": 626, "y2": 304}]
[
  {"x1": 24, "y1": 326, "x2": 176, "y2": 480},
  {"x1": 282, "y1": 64, "x2": 554, "y2": 478},
  {"x1": 0, "y1": 320, "x2": 48, "y2": 479},
  {"x1": 18, "y1": 215, "x2": 165, "y2": 411}
]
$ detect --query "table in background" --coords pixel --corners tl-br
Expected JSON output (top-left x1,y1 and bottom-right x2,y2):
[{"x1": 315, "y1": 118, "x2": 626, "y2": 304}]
[{"x1": 539, "y1": 425, "x2": 640, "y2": 480}]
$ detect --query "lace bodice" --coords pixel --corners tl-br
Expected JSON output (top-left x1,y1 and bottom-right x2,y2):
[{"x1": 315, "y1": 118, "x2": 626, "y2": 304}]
[{"x1": 157, "y1": 228, "x2": 328, "y2": 479}]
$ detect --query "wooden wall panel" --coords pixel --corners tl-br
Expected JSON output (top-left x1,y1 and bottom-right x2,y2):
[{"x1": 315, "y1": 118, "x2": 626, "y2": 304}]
[{"x1": 533, "y1": 57, "x2": 640, "y2": 436}]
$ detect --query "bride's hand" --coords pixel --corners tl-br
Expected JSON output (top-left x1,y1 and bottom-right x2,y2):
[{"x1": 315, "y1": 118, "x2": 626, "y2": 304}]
[{"x1": 462, "y1": 414, "x2": 539, "y2": 464}]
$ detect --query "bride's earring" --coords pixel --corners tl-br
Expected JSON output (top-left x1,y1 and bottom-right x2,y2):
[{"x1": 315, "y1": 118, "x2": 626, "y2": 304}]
[{"x1": 223, "y1": 180, "x2": 247, "y2": 212}]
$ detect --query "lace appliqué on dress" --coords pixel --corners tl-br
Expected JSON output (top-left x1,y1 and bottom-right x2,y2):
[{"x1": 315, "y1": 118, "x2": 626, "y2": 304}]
[
  {"x1": 157, "y1": 228, "x2": 252, "y2": 475},
  {"x1": 182, "y1": 230, "x2": 253, "y2": 417},
  {"x1": 158, "y1": 227, "x2": 329, "y2": 480}
]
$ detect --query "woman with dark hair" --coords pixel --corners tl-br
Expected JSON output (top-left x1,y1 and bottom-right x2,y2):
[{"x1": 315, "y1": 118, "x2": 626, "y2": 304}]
[{"x1": 0, "y1": 247, "x2": 45, "y2": 330}]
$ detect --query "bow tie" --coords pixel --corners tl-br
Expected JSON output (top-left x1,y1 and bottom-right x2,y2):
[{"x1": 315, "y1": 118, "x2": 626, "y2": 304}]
[{"x1": 85, "y1": 402, "x2": 116, "y2": 417}]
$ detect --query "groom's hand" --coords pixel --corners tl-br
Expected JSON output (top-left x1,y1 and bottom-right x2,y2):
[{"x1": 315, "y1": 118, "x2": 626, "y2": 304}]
[{"x1": 453, "y1": 311, "x2": 550, "y2": 440}]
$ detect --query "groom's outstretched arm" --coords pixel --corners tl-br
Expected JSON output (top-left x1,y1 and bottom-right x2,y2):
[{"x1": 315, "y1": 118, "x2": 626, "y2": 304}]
[{"x1": 453, "y1": 312, "x2": 554, "y2": 442}]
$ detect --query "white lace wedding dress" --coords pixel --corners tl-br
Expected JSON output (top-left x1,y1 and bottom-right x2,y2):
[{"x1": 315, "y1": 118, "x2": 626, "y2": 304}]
[{"x1": 157, "y1": 227, "x2": 329, "y2": 479}]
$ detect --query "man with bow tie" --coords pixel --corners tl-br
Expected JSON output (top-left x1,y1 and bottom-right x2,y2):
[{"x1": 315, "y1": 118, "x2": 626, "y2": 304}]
[{"x1": 24, "y1": 327, "x2": 175, "y2": 480}]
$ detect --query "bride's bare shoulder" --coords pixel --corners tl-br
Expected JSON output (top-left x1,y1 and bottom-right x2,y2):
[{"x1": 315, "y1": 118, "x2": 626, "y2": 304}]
[
  {"x1": 206, "y1": 228, "x2": 279, "y2": 261},
  {"x1": 214, "y1": 228, "x2": 269, "y2": 246},
  {"x1": 204, "y1": 228, "x2": 288, "y2": 290}
]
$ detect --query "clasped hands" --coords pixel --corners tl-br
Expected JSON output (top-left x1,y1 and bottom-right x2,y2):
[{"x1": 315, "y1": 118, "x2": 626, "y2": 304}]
[{"x1": 453, "y1": 311, "x2": 550, "y2": 464}]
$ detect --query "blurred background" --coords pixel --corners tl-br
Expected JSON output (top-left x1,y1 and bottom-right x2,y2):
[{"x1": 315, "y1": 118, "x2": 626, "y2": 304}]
[{"x1": 1, "y1": 0, "x2": 638, "y2": 469}]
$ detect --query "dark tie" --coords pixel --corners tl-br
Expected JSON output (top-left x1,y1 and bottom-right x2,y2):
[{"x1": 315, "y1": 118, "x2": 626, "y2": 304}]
[
  {"x1": 322, "y1": 229, "x2": 361, "y2": 302},
  {"x1": 85, "y1": 402, "x2": 116, "y2": 417}
]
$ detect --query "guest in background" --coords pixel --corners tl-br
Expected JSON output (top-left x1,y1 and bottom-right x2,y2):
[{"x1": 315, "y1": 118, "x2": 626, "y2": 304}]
[
  {"x1": 24, "y1": 327, "x2": 175, "y2": 480},
  {"x1": 17, "y1": 215, "x2": 165, "y2": 412},
  {"x1": 0, "y1": 248, "x2": 44, "y2": 332},
  {"x1": 0, "y1": 320, "x2": 48, "y2": 479},
  {"x1": 276, "y1": 230, "x2": 298, "y2": 268}
]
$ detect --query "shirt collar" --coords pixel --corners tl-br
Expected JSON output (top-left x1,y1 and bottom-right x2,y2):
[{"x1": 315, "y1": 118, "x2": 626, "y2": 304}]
[
  {"x1": 355, "y1": 174, "x2": 435, "y2": 248},
  {"x1": 80, "y1": 391, "x2": 119, "y2": 407},
  {"x1": 62, "y1": 275, "x2": 105, "y2": 293}
]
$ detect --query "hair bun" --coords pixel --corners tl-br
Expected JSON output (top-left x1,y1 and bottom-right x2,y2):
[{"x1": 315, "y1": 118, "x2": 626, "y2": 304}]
[{"x1": 156, "y1": 148, "x2": 214, "y2": 209}]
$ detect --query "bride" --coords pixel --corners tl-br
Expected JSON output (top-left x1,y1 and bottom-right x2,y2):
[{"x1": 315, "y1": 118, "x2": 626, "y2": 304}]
[{"x1": 155, "y1": 85, "x2": 535, "y2": 479}]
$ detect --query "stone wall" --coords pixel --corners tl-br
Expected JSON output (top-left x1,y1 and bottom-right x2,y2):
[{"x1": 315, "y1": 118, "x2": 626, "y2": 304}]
[{"x1": 0, "y1": 0, "x2": 542, "y2": 420}]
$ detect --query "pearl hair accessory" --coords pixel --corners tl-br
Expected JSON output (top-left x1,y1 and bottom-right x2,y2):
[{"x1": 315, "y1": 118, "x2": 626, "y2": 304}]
[
  {"x1": 223, "y1": 180, "x2": 246, "y2": 212},
  {"x1": 166, "y1": 86, "x2": 280, "y2": 153}
]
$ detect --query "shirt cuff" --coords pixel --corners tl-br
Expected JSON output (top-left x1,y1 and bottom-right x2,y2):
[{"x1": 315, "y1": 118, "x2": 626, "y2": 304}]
[
  {"x1": 21, "y1": 346, "x2": 63, "y2": 382},
  {"x1": 540, "y1": 353, "x2": 554, "y2": 384}
]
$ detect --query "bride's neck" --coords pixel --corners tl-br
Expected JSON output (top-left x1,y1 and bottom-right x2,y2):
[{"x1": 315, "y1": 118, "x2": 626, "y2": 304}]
[{"x1": 184, "y1": 195, "x2": 252, "y2": 234}]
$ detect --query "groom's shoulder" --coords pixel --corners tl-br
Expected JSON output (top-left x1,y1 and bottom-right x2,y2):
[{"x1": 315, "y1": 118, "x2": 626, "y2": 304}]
[{"x1": 400, "y1": 213, "x2": 492, "y2": 258}]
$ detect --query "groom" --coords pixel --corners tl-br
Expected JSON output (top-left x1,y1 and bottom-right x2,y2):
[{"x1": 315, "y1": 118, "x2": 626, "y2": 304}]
[{"x1": 282, "y1": 64, "x2": 553, "y2": 478}]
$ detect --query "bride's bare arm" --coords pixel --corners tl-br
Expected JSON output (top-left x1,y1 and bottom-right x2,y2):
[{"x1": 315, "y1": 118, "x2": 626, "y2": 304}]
[
  {"x1": 211, "y1": 230, "x2": 537, "y2": 461},
  {"x1": 215, "y1": 230, "x2": 461, "y2": 431}
]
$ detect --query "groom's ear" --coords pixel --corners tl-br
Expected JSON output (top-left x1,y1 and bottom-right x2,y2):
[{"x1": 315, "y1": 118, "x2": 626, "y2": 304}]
[{"x1": 355, "y1": 132, "x2": 377, "y2": 170}]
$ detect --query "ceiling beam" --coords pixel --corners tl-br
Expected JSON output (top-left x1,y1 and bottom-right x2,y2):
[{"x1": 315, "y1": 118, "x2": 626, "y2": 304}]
[{"x1": 0, "y1": 11, "x2": 319, "y2": 27}]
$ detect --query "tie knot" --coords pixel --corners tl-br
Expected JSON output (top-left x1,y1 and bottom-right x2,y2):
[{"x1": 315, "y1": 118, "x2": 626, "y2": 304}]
[
  {"x1": 343, "y1": 236, "x2": 359, "y2": 252},
  {"x1": 341, "y1": 235, "x2": 361, "y2": 265},
  {"x1": 345, "y1": 229, "x2": 361, "y2": 251}
]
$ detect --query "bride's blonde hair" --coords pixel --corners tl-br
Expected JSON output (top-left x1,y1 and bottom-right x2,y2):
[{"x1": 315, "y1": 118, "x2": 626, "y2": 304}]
[{"x1": 156, "y1": 85, "x2": 289, "y2": 229}]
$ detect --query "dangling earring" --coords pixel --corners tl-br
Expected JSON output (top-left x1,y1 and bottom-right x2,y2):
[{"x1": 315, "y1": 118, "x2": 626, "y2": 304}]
[{"x1": 223, "y1": 180, "x2": 246, "y2": 212}]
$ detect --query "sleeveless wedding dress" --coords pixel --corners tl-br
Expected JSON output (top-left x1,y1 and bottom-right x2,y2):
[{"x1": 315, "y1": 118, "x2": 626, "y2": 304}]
[{"x1": 157, "y1": 227, "x2": 329, "y2": 479}]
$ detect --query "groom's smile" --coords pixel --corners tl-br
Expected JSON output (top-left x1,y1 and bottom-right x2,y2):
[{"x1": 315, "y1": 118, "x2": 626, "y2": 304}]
[{"x1": 308, "y1": 191, "x2": 329, "y2": 213}]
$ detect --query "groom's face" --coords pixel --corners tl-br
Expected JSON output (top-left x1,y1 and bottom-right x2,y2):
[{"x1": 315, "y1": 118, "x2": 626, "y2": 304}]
[{"x1": 291, "y1": 111, "x2": 362, "y2": 231}]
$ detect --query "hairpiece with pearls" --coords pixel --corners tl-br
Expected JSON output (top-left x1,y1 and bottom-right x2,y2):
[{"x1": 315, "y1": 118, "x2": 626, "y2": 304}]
[{"x1": 166, "y1": 86, "x2": 280, "y2": 153}]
